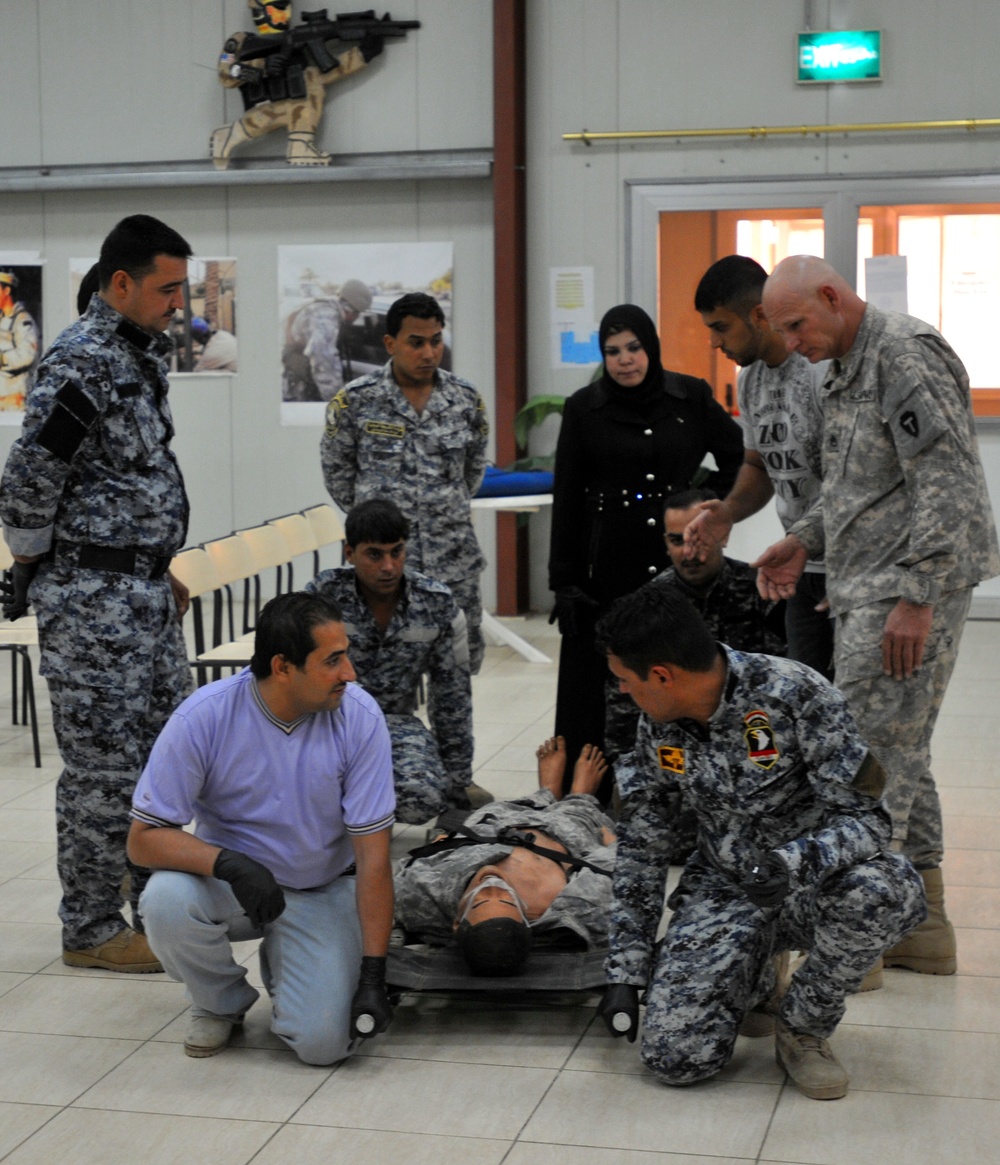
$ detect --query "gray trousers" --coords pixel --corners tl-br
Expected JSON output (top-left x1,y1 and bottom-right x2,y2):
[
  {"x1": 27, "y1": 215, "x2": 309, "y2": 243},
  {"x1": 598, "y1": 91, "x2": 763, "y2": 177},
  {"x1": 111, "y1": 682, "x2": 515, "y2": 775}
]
[
  {"x1": 835, "y1": 587, "x2": 971, "y2": 869},
  {"x1": 140, "y1": 870, "x2": 363, "y2": 1065}
]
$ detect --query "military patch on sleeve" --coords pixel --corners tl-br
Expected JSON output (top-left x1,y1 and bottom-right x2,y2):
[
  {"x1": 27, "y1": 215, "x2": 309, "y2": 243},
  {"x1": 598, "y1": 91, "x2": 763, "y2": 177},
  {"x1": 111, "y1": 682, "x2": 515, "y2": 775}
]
[
  {"x1": 324, "y1": 389, "x2": 349, "y2": 437},
  {"x1": 364, "y1": 420, "x2": 406, "y2": 438},
  {"x1": 744, "y1": 710, "x2": 779, "y2": 769},
  {"x1": 657, "y1": 745, "x2": 684, "y2": 774},
  {"x1": 36, "y1": 382, "x2": 99, "y2": 463}
]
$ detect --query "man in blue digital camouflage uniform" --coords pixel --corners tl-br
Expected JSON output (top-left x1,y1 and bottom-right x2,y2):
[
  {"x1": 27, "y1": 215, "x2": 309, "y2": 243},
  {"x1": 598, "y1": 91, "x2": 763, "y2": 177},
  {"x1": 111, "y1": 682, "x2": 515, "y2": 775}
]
[
  {"x1": 0, "y1": 215, "x2": 194, "y2": 973},
  {"x1": 306, "y1": 497, "x2": 491, "y2": 822},
  {"x1": 594, "y1": 583, "x2": 925, "y2": 1100},
  {"x1": 320, "y1": 292, "x2": 489, "y2": 672}
]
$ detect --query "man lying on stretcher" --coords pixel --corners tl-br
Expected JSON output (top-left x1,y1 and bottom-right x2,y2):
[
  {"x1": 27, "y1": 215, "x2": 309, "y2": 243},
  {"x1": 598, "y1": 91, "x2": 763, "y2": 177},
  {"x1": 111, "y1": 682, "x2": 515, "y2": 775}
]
[{"x1": 393, "y1": 739, "x2": 617, "y2": 975}]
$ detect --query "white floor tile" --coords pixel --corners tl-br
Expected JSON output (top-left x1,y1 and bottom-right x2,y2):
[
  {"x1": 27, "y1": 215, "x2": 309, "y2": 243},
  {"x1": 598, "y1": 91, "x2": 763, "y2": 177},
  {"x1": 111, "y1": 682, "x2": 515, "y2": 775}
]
[
  {"x1": 0, "y1": 1031, "x2": 141, "y2": 1105},
  {"x1": 0, "y1": 1102, "x2": 63, "y2": 1160},
  {"x1": 74, "y1": 1039, "x2": 331, "y2": 1122},
  {"x1": 762, "y1": 1088, "x2": 1000, "y2": 1165},
  {"x1": 1, "y1": 1108, "x2": 279, "y2": 1165},
  {"x1": 508, "y1": 1148, "x2": 753, "y2": 1165},
  {"x1": 253, "y1": 1125, "x2": 511, "y2": 1165},
  {"x1": 0, "y1": 973, "x2": 187, "y2": 1039},
  {"x1": 521, "y1": 1071, "x2": 779, "y2": 1158},
  {"x1": 293, "y1": 1057, "x2": 557, "y2": 1139}
]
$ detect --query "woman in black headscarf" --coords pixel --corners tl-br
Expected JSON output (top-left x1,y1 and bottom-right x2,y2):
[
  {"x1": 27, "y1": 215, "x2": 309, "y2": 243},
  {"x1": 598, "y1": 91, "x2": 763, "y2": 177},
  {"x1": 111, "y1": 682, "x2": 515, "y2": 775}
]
[{"x1": 548, "y1": 303, "x2": 743, "y2": 795}]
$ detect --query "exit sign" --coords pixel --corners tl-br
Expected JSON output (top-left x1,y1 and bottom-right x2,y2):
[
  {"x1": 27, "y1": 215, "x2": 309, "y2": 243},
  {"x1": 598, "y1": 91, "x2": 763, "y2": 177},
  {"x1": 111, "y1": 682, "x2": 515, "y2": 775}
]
[{"x1": 797, "y1": 30, "x2": 882, "y2": 84}]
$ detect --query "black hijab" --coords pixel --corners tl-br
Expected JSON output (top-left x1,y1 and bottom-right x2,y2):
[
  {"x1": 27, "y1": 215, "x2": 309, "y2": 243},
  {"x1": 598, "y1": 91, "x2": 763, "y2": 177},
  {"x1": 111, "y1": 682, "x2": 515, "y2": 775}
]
[{"x1": 598, "y1": 303, "x2": 665, "y2": 406}]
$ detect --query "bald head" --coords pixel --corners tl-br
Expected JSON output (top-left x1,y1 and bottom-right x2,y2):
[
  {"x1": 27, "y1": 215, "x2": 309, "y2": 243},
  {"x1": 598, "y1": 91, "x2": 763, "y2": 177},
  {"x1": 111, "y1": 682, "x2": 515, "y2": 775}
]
[{"x1": 762, "y1": 255, "x2": 866, "y2": 362}]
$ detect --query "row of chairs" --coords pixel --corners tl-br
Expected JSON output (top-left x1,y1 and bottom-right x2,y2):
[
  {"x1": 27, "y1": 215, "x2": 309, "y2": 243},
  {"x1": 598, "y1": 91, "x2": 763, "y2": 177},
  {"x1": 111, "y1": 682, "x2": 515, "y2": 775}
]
[{"x1": 170, "y1": 504, "x2": 345, "y2": 685}]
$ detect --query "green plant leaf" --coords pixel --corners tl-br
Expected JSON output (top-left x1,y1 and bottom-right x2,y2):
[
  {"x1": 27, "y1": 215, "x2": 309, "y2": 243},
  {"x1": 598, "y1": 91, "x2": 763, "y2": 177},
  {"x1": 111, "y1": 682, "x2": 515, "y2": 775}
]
[{"x1": 514, "y1": 395, "x2": 566, "y2": 449}]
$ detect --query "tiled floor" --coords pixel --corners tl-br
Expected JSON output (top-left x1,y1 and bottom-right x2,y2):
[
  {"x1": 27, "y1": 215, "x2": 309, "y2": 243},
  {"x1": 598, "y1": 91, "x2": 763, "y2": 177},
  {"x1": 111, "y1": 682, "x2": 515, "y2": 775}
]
[{"x1": 0, "y1": 614, "x2": 998, "y2": 1164}]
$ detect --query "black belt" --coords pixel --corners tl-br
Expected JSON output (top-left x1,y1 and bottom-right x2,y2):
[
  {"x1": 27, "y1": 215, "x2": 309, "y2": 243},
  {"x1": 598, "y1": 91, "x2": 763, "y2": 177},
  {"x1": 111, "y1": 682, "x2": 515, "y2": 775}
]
[{"x1": 52, "y1": 543, "x2": 173, "y2": 580}]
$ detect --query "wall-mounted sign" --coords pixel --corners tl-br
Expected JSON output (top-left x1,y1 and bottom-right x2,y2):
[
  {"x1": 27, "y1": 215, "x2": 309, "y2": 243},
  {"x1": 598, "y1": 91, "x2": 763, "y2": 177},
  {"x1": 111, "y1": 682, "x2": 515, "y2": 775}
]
[{"x1": 797, "y1": 30, "x2": 882, "y2": 84}]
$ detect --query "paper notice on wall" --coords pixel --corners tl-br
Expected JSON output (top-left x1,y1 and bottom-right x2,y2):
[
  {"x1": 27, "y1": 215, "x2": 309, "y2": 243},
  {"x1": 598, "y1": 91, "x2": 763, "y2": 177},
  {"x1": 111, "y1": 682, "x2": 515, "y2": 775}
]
[
  {"x1": 550, "y1": 266, "x2": 600, "y2": 369},
  {"x1": 865, "y1": 255, "x2": 908, "y2": 313}
]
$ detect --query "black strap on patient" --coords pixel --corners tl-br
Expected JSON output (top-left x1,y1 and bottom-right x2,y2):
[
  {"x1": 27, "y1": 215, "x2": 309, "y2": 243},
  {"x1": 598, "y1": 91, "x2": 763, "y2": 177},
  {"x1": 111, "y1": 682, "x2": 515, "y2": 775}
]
[{"x1": 405, "y1": 818, "x2": 612, "y2": 878}]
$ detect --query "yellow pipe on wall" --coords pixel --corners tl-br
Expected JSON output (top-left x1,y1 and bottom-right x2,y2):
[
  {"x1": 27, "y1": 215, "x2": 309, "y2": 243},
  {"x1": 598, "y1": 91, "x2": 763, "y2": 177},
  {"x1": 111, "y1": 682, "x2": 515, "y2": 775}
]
[{"x1": 563, "y1": 118, "x2": 1000, "y2": 144}]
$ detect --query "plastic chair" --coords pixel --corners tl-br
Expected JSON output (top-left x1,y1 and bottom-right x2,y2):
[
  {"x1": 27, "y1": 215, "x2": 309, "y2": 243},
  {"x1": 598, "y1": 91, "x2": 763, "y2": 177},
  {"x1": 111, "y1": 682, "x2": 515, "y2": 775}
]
[
  {"x1": 302, "y1": 503, "x2": 346, "y2": 573},
  {"x1": 267, "y1": 513, "x2": 319, "y2": 590}
]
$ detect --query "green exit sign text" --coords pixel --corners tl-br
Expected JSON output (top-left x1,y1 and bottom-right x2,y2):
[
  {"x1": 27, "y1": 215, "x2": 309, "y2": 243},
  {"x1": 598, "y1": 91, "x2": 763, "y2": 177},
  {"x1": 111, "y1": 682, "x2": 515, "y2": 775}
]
[{"x1": 797, "y1": 30, "x2": 882, "y2": 84}]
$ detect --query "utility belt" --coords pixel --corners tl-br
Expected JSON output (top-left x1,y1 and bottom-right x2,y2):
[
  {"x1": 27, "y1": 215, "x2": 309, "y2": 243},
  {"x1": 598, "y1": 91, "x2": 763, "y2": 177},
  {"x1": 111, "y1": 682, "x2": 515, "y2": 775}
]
[{"x1": 47, "y1": 542, "x2": 173, "y2": 580}]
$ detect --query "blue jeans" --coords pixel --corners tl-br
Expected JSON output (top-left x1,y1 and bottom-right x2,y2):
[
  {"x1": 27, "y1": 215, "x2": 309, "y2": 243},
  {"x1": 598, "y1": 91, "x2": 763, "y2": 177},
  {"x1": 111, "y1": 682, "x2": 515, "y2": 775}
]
[
  {"x1": 140, "y1": 870, "x2": 362, "y2": 1065},
  {"x1": 785, "y1": 571, "x2": 834, "y2": 679}
]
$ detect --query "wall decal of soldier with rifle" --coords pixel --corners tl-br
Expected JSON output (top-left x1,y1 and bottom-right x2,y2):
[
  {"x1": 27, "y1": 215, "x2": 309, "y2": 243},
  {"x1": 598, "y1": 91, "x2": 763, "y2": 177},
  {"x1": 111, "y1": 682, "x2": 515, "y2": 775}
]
[{"x1": 211, "y1": 2, "x2": 420, "y2": 169}]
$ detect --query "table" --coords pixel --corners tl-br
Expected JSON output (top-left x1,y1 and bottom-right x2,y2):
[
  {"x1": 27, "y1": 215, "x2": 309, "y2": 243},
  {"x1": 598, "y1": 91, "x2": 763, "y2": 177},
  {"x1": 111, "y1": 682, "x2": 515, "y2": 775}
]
[{"x1": 471, "y1": 493, "x2": 553, "y2": 664}]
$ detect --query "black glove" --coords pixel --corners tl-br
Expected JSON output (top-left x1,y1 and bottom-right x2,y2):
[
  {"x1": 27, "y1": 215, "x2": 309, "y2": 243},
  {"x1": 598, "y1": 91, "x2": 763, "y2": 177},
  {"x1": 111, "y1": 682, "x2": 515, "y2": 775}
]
[
  {"x1": 740, "y1": 851, "x2": 791, "y2": 909},
  {"x1": 548, "y1": 586, "x2": 598, "y2": 638},
  {"x1": 1, "y1": 560, "x2": 39, "y2": 621},
  {"x1": 213, "y1": 848, "x2": 286, "y2": 928},
  {"x1": 350, "y1": 955, "x2": 393, "y2": 1039},
  {"x1": 359, "y1": 33, "x2": 384, "y2": 62},
  {"x1": 596, "y1": 983, "x2": 640, "y2": 1042}
]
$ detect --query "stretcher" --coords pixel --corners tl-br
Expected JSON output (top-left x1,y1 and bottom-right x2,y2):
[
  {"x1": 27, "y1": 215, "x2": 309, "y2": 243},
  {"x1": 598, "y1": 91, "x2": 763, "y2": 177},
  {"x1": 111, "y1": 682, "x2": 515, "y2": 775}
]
[{"x1": 386, "y1": 940, "x2": 606, "y2": 993}]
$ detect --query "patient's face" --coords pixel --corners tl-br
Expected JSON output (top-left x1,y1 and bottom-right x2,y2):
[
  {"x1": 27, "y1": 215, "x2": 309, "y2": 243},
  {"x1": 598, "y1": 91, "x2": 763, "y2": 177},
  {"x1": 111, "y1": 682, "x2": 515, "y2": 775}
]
[
  {"x1": 455, "y1": 849, "x2": 569, "y2": 930},
  {"x1": 454, "y1": 871, "x2": 526, "y2": 930}
]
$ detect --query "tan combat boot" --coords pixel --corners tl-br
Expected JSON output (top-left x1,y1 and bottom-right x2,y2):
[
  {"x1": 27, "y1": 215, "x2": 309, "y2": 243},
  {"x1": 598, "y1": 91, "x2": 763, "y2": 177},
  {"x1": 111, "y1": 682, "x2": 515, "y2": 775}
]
[
  {"x1": 883, "y1": 867, "x2": 956, "y2": 975},
  {"x1": 286, "y1": 132, "x2": 331, "y2": 166},
  {"x1": 775, "y1": 1018, "x2": 849, "y2": 1100},
  {"x1": 210, "y1": 121, "x2": 253, "y2": 170},
  {"x1": 62, "y1": 927, "x2": 162, "y2": 973}
]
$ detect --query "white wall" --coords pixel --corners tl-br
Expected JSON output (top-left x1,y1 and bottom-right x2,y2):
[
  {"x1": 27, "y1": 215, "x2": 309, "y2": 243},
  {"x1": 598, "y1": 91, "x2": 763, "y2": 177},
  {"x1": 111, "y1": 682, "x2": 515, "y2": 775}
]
[
  {"x1": 0, "y1": 0, "x2": 498, "y2": 604},
  {"x1": 524, "y1": 0, "x2": 1000, "y2": 610}
]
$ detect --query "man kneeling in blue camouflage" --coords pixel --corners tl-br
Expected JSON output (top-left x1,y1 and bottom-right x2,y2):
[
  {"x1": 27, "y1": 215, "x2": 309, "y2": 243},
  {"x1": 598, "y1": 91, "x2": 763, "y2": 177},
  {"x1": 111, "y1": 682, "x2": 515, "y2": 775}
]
[
  {"x1": 306, "y1": 498, "x2": 491, "y2": 822},
  {"x1": 595, "y1": 583, "x2": 925, "y2": 1100}
]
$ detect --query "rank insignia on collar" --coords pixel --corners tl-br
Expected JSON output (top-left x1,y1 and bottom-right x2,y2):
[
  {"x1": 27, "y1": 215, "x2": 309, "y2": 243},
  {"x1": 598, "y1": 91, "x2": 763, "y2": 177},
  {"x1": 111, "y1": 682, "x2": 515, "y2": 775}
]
[
  {"x1": 657, "y1": 745, "x2": 684, "y2": 774},
  {"x1": 744, "y1": 710, "x2": 779, "y2": 769}
]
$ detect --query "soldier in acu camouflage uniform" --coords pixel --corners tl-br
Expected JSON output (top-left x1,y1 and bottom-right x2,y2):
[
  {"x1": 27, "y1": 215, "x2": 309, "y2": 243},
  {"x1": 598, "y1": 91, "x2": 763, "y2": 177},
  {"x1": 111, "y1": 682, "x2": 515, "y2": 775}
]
[
  {"x1": 0, "y1": 215, "x2": 195, "y2": 974},
  {"x1": 305, "y1": 497, "x2": 490, "y2": 822},
  {"x1": 758, "y1": 255, "x2": 1000, "y2": 977},
  {"x1": 321, "y1": 293, "x2": 489, "y2": 672},
  {"x1": 394, "y1": 737, "x2": 615, "y2": 974},
  {"x1": 282, "y1": 280, "x2": 372, "y2": 402},
  {"x1": 594, "y1": 585, "x2": 925, "y2": 1101}
]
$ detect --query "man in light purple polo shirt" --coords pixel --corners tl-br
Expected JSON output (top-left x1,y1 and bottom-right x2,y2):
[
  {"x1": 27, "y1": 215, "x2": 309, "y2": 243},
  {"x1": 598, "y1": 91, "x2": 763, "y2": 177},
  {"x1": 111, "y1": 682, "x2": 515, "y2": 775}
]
[{"x1": 128, "y1": 592, "x2": 396, "y2": 1063}]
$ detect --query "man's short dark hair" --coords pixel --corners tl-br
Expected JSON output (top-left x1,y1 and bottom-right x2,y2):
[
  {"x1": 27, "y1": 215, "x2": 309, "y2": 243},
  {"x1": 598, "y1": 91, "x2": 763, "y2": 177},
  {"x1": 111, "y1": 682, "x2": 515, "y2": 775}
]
[
  {"x1": 250, "y1": 592, "x2": 344, "y2": 678},
  {"x1": 345, "y1": 497, "x2": 410, "y2": 547},
  {"x1": 663, "y1": 487, "x2": 718, "y2": 517},
  {"x1": 595, "y1": 583, "x2": 717, "y2": 678},
  {"x1": 694, "y1": 255, "x2": 768, "y2": 318},
  {"x1": 98, "y1": 214, "x2": 193, "y2": 289},
  {"x1": 455, "y1": 917, "x2": 533, "y2": 976},
  {"x1": 385, "y1": 292, "x2": 445, "y2": 337}
]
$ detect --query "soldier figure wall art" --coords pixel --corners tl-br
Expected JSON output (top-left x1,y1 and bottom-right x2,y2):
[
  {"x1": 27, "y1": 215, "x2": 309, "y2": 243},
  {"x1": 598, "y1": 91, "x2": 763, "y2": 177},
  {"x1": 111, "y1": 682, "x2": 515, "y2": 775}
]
[{"x1": 211, "y1": 2, "x2": 420, "y2": 169}]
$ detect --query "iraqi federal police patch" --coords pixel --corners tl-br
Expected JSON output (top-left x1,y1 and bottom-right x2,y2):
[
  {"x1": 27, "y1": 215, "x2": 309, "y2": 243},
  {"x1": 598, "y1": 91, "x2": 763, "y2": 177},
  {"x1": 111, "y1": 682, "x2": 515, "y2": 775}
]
[
  {"x1": 657, "y1": 745, "x2": 684, "y2": 774},
  {"x1": 743, "y1": 710, "x2": 779, "y2": 769}
]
